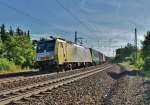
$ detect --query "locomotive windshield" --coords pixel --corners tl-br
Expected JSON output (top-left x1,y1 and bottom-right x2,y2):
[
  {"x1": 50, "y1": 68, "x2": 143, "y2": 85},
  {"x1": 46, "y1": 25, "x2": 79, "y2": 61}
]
[{"x1": 36, "y1": 40, "x2": 55, "y2": 53}]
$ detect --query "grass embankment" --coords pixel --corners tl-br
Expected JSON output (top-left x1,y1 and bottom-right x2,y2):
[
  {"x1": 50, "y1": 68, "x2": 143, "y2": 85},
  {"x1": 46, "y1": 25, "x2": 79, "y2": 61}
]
[
  {"x1": 120, "y1": 52, "x2": 144, "y2": 71},
  {"x1": 120, "y1": 60, "x2": 150, "y2": 78},
  {"x1": 119, "y1": 51, "x2": 150, "y2": 77},
  {"x1": 0, "y1": 58, "x2": 32, "y2": 74},
  {"x1": 120, "y1": 62, "x2": 141, "y2": 71}
]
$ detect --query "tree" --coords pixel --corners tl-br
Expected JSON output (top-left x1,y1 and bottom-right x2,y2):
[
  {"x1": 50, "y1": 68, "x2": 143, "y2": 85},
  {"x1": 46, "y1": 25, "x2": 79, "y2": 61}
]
[
  {"x1": 142, "y1": 32, "x2": 150, "y2": 57},
  {"x1": 9, "y1": 26, "x2": 13, "y2": 36},
  {"x1": 4, "y1": 34, "x2": 35, "y2": 67},
  {"x1": 142, "y1": 31, "x2": 150, "y2": 70},
  {"x1": 0, "y1": 42, "x2": 4, "y2": 58},
  {"x1": 0, "y1": 24, "x2": 7, "y2": 42},
  {"x1": 16, "y1": 27, "x2": 23, "y2": 35},
  {"x1": 0, "y1": 25, "x2": 36, "y2": 69},
  {"x1": 27, "y1": 30, "x2": 30, "y2": 40},
  {"x1": 115, "y1": 43, "x2": 135, "y2": 62}
]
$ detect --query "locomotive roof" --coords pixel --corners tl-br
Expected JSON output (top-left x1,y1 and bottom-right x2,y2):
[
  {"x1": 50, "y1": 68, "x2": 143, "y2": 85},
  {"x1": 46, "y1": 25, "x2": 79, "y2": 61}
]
[{"x1": 57, "y1": 38, "x2": 88, "y2": 49}]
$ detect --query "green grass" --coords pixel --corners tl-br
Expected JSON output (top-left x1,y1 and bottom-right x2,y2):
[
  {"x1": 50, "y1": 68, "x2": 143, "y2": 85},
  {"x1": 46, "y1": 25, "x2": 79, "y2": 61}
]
[
  {"x1": 120, "y1": 61, "x2": 141, "y2": 71},
  {"x1": 120, "y1": 60, "x2": 150, "y2": 78},
  {"x1": 0, "y1": 58, "x2": 32, "y2": 74},
  {"x1": 0, "y1": 58, "x2": 16, "y2": 73}
]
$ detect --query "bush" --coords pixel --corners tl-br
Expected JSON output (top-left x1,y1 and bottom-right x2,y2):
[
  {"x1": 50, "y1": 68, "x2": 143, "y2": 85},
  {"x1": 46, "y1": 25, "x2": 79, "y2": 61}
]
[
  {"x1": 0, "y1": 42, "x2": 4, "y2": 58},
  {"x1": 0, "y1": 58, "x2": 16, "y2": 72},
  {"x1": 144, "y1": 57, "x2": 150, "y2": 71},
  {"x1": 4, "y1": 35, "x2": 36, "y2": 67}
]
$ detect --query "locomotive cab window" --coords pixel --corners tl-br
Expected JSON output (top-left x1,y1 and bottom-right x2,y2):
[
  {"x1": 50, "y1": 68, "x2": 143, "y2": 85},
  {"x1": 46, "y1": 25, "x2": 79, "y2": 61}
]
[{"x1": 37, "y1": 40, "x2": 55, "y2": 53}]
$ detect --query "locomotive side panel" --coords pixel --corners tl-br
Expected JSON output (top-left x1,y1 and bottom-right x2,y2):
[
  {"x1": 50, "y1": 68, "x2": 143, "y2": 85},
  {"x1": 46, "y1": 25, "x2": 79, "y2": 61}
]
[
  {"x1": 72, "y1": 45, "x2": 92, "y2": 63},
  {"x1": 55, "y1": 39, "x2": 92, "y2": 64},
  {"x1": 55, "y1": 39, "x2": 68, "y2": 65},
  {"x1": 65, "y1": 42, "x2": 73, "y2": 63}
]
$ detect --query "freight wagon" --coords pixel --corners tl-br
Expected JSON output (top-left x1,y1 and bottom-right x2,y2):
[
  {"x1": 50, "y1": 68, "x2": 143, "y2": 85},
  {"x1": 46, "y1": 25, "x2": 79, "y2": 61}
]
[{"x1": 90, "y1": 48, "x2": 105, "y2": 65}]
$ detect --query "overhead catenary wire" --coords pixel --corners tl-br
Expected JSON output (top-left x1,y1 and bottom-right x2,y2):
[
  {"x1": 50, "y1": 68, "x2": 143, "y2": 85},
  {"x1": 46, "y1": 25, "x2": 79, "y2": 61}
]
[
  {"x1": 0, "y1": 0, "x2": 50, "y2": 26},
  {"x1": 0, "y1": 0, "x2": 96, "y2": 39},
  {"x1": 55, "y1": 0, "x2": 96, "y2": 35},
  {"x1": 0, "y1": 0, "x2": 135, "y2": 52}
]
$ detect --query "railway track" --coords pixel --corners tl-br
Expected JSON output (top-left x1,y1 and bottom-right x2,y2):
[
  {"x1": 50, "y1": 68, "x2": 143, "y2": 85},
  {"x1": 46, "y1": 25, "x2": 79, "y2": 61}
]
[
  {"x1": 0, "y1": 64, "x2": 105, "y2": 84},
  {"x1": 0, "y1": 64, "x2": 113, "y2": 105},
  {"x1": 0, "y1": 70, "x2": 39, "y2": 79}
]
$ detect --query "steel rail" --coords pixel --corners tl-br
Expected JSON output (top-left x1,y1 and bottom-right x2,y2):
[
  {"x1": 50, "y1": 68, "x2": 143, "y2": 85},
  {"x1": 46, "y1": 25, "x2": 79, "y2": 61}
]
[
  {"x1": 0, "y1": 65, "x2": 110, "y2": 96},
  {"x1": 0, "y1": 64, "x2": 108, "y2": 84},
  {"x1": 0, "y1": 65, "x2": 113, "y2": 105}
]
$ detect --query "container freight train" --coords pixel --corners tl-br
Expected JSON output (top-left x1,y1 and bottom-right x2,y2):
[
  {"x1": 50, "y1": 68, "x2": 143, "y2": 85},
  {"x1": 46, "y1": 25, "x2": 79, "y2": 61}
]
[{"x1": 36, "y1": 37, "x2": 106, "y2": 71}]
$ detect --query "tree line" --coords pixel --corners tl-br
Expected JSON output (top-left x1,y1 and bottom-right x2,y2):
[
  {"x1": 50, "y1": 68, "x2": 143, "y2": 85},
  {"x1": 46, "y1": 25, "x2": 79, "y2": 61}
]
[
  {"x1": 115, "y1": 31, "x2": 150, "y2": 71},
  {"x1": 0, "y1": 24, "x2": 35, "y2": 71}
]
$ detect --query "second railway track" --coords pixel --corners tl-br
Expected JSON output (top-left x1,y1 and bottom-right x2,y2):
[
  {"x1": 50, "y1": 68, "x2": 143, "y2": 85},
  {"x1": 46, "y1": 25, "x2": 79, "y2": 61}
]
[
  {"x1": 0, "y1": 64, "x2": 113, "y2": 105},
  {"x1": 0, "y1": 64, "x2": 108, "y2": 92},
  {"x1": 0, "y1": 64, "x2": 108, "y2": 84}
]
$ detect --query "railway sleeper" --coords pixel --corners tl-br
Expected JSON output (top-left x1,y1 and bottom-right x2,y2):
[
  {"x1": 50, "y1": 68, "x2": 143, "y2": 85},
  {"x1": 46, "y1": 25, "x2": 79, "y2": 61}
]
[{"x1": 0, "y1": 65, "x2": 112, "y2": 105}]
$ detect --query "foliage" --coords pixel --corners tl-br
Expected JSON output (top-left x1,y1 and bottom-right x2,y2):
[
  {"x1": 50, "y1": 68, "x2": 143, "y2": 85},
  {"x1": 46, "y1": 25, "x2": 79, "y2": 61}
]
[
  {"x1": 115, "y1": 43, "x2": 136, "y2": 62},
  {"x1": 142, "y1": 31, "x2": 150, "y2": 71},
  {"x1": 130, "y1": 52, "x2": 144, "y2": 69},
  {"x1": 0, "y1": 24, "x2": 7, "y2": 42},
  {"x1": 142, "y1": 32, "x2": 150, "y2": 57},
  {"x1": 115, "y1": 43, "x2": 144, "y2": 70},
  {"x1": 116, "y1": 31, "x2": 150, "y2": 72},
  {"x1": 0, "y1": 24, "x2": 36, "y2": 70},
  {"x1": 9, "y1": 26, "x2": 13, "y2": 36},
  {"x1": 143, "y1": 57, "x2": 150, "y2": 71},
  {"x1": 121, "y1": 51, "x2": 144, "y2": 70},
  {"x1": 0, "y1": 42, "x2": 4, "y2": 58},
  {"x1": 4, "y1": 35, "x2": 36, "y2": 67},
  {"x1": 0, "y1": 58, "x2": 16, "y2": 72}
]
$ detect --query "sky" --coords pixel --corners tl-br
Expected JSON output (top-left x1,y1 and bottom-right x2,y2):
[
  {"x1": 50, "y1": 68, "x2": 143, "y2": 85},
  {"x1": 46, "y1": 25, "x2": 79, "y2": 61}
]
[{"x1": 0, "y1": 0, "x2": 149, "y2": 56}]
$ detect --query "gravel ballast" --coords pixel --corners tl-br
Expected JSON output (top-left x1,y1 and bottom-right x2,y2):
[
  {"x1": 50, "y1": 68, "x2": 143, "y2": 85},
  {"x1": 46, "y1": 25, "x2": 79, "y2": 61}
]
[
  {"x1": 8, "y1": 64, "x2": 147, "y2": 105},
  {"x1": 0, "y1": 64, "x2": 108, "y2": 91},
  {"x1": 143, "y1": 78, "x2": 150, "y2": 105}
]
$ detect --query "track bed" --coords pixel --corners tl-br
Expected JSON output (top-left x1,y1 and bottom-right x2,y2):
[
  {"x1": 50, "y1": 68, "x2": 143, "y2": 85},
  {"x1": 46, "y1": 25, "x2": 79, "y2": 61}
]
[
  {"x1": 0, "y1": 64, "x2": 111, "y2": 105},
  {"x1": 0, "y1": 64, "x2": 147, "y2": 105}
]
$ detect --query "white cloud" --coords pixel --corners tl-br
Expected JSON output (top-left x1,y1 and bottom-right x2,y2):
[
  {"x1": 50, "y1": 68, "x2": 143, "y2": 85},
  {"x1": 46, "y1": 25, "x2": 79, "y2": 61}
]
[{"x1": 32, "y1": 0, "x2": 149, "y2": 57}]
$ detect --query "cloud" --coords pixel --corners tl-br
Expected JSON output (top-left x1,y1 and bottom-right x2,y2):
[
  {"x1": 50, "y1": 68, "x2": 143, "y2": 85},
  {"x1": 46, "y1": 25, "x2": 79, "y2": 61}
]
[
  {"x1": 32, "y1": 0, "x2": 149, "y2": 56},
  {"x1": 80, "y1": 0, "x2": 116, "y2": 13}
]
